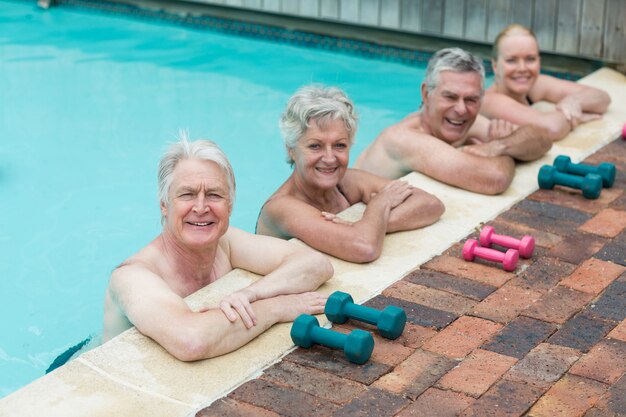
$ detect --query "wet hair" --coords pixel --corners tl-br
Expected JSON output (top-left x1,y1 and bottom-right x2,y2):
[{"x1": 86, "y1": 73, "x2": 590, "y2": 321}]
[
  {"x1": 279, "y1": 84, "x2": 358, "y2": 164},
  {"x1": 492, "y1": 24, "x2": 537, "y2": 59},
  {"x1": 158, "y1": 131, "x2": 236, "y2": 216},
  {"x1": 423, "y1": 47, "x2": 486, "y2": 96}
]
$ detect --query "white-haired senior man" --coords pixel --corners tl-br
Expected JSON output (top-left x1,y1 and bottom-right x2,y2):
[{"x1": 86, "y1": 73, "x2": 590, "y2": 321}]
[{"x1": 103, "y1": 136, "x2": 333, "y2": 361}]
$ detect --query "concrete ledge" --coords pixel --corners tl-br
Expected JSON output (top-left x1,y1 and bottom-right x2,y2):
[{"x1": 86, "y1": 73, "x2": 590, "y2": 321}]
[{"x1": 1, "y1": 67, "x2": 624, "y2": 417}]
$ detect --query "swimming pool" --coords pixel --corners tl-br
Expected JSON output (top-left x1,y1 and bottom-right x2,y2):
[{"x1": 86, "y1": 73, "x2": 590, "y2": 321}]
[{"x1": 0, "y1": 0, "x2": 487, "y2": 398}]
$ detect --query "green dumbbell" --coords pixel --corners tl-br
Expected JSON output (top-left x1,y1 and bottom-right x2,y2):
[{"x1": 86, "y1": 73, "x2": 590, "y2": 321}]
[
  {"x1": 325, "y1": 291, "x2": 406, "y2": 340},
  {"x1": 553, "y1": 155, "x2": 615, "y2": 188},
  {"x1": 538, "y1": 165, "x2": 602, "y2": 199},
  {"x1": 290, "y1": 314, "x2": 374, "y2": 364}
]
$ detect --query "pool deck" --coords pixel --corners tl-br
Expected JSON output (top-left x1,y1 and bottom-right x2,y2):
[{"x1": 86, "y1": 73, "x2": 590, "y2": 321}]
[{"x1": 1, "y1": 67, "x2": 625, "y2": 417}]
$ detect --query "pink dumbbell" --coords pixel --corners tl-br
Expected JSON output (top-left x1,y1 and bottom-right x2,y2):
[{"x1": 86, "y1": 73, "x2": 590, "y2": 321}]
[
  {"x1": 479, "y1": 226, "x2": 535, "y2": 259},
  {"x1": 462, "y1": 239, "x2": 519, "y2": 272},
  {"x1": 622, "y1": 122, "x2": 626, "y2": 140}
]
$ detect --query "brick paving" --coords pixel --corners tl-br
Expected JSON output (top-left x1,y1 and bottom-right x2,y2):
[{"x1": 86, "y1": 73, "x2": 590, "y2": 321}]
[{"x1": 197, "y1": 139, "x2": 626, "y2": 417}]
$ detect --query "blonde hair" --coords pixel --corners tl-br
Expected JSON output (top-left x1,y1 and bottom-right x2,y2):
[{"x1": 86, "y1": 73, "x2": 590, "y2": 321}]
[{"x1": 492, "y1": 24, "x2": 537, "y2": 59}]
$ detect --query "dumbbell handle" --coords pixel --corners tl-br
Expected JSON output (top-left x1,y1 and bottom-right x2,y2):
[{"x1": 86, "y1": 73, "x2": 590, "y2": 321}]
[
  {"x1": 473, "y1": 246, "x2": 508, "y2": 262},
  {"x1": 310, "y1": 325, "x2": 347, "y2": 350},
  {"x1": 343, "y1": 303, "x2": 381, "y2": 326}
]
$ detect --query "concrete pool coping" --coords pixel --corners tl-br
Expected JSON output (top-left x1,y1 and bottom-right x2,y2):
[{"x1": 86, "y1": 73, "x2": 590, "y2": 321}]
[{"x1": 1, "y1": 67, "x2": 624, "y2": 416}]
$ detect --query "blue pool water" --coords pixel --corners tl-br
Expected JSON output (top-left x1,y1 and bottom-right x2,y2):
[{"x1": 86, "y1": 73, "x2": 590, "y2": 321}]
[{"x1": 0, "y1": 0, "x2": 479, "y2": 398}]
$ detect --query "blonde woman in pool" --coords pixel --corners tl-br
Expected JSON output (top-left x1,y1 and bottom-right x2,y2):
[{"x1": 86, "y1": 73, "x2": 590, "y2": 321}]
[
  {"x1": 256, "y1": 85, "x2": 445, "y2": 263},
  {"x1": 481, "y1": 24, "x2": 611, "y2": 141}
]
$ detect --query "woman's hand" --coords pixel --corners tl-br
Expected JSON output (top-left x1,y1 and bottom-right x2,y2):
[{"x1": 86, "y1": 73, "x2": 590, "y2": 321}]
[{"x1": 219, "y1": 288, "x2": 258, "y2": 329}]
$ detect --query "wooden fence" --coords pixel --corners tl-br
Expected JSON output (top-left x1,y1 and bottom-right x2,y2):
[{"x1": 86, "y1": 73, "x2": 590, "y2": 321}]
[{"x1": 183, "y1": 0, "x2": 625, "y2": 63}]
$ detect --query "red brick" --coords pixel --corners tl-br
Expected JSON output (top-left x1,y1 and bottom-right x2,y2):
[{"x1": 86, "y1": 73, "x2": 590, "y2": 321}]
[
  {"x1": 366, "y1": 295, "x2": 457, "y2": 330},
  {"x1": 505, "y1": 343, "x2": 581, "y2": 389},
  {"x1": 396, "y1": 388, "x2": 475, "y2": 417},
  {"x1": 334, "y1": 323, "x2": 414, "y2": 367},
  {"x1": 528, "y1": 187, "x2": 622, "y2": 214},
  {"x1": 372, "y1": 349, "x2": 456, "y2": 399},
  {"x1": 569, "y1": 339, "x2": 626, "y2": 385},
  {"x1": 547, "y1": 232, "x2": 608, "y2": 264},
  {"x1": 196, "y1": 398, "x2": 281, "y2": 417},
  {"x1": 489, "y1": 218, "x2": 564, "y2": 249},
  {"x1": 560, "y1": 258, "x2": 626, "y2": 295},
  {"x1": 460, "y1": 378, "x2": 545, "y2": 417},
  {"x1": 523, "y1": 286, "x2": 594, "y2": 324},
  {"x1": 228, "y1": 379, "x2": 340, "y2": 417},
  {"x1": 527, "y1": 374, "x2": 608, "y2": 417},
  {"x1": 383, "y1": 281, "x2": 477, "y2": 316},
  {"x1": 332, "y1": 387, "x2": 409, "y2": 417},
  {"x1": 422, "y1": 316, "x2": 502, "y2": 359},
  {"x1": 422, "y1": 255, "x2": 512, "y2": 287},
  {"x1": 511, "y1": 257, "x2": 578, "y2": 292},
  {"x1": 580, "y1": 208, "x2": 626, "y2": 237},
  {"x1": 607, "y1": 319, "x2": 626, "y2": 342},
  {"x1": 436, "y1": 349, "x2": 518, "y2": 397},
  {"x1": 403, "y1": 269, "x2": 497, "y2": 301},
  {"x1": 481, "y1": 316, "x2": 557, "y2": 359},
  {"x1": 472, "y1": 283, "x2": 543, "y2": 324},
  {"x1": 260, "y1": 361, "x2": 366, "y2": 405},
  {"x1": 398, "y1": 323, "x2": 438, "y2": 349},
  {"x1": 588, "y1": 373, "x2": 626, "y2": 417}
]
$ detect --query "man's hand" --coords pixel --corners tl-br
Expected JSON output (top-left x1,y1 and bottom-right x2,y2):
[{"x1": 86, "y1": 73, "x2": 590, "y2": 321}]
[
  {"x1": 219, "y1": 288, "x2": 258, "y2": 329},
  {"x1": 488, "y1": 119, "x2": 517, "y2": 141},
  {"x1": 461, "y1": 140, "x2": 506, "y2": 158},
  {"x1": 274, "y1": 292, "x2": 328, "y2": 323},
  {"x1": 370, "y1": 180, "x2": 414, "y2": 209}
]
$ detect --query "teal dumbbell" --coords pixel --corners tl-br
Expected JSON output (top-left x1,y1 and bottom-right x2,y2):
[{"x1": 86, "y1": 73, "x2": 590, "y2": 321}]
[
  {"x1": 538, "y1": 165, "x2": 602, "y2": 199},
  {"x1": 290, "y1": 314, "x2": 374, "y2": 364},
  {"x1": 325, "y1": 291, "x2": 406, "y2": 340},
  {"x1": 553, "y1": 155, "x2": 615, "y2": 188}
]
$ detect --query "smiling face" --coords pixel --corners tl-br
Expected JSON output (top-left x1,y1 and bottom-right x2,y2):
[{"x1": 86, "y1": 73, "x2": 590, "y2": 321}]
[
  {"x1": 289, "y1": 117, "x2": 351, "y2": 191},
  {"x1": 493, "y1": 32, "x2": 540, "y2": 97},
  {"x1": 160, "y1": 158, "x2": 231, "y2": 249},
  {"x1": 421, "y1": 70, "x2": 482, "y2": 144}
]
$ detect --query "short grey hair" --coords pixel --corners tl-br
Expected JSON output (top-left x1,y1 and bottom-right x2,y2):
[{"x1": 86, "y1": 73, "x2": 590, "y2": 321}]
[
  {"x1": 423, "y1": 48, "x2": 486, "y2": 96},
  {"x1": 158, "y1": 132, "x2": 236, "y2": 214},
  {"x1": 279, "y1": 84, "x2": 358, "y2": 164}
]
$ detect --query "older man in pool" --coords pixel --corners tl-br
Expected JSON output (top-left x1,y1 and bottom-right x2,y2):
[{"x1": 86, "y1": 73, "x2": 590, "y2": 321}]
[
  {"x1": 355, "y1": 47, "x2": 552, "y2": 195},
  {"x1": 102, "y1": 136, "x2": 333, "y2": 361}
]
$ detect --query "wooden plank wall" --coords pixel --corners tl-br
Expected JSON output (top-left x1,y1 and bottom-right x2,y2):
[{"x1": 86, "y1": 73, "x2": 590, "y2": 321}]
[{"x1": 190, "y1": 0, "x2": 626, "y2": 63}]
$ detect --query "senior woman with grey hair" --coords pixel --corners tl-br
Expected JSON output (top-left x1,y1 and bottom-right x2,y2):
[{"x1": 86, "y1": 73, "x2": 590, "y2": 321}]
[{"x1": 256, "y1": 85, "x2": 444, "y2": 263}]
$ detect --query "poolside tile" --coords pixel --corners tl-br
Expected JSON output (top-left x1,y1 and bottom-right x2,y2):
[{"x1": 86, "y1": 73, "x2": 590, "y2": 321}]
[
  {"x1": 259, "y1": 361, "x2": 366, "y2": 405},
  {"x1": 363, "y1": 294, "x2": 457, "y2": 330},
  {"x1": 383, "y1": 281, "x2": 477, "y2": 316},
  {"x1": 196, "y1": 398, "x2": 281, "y2": 417},
  {"x1": 227, "y1": 379, "x2": 340, "y2": 417},
  {"x1": 510, "y1": 256, "x2": 578, "y2": 292},
  {"x1": 396, "y1": 388, "x2": 475, "y2": 417},
  {"x1": 371, "y1": 349, "x2": 457, "y2": 399},
  {"x1": 459, "y1": 378, "x2": 545, "y2": 417},
  {"x1": 422, "y1": 255, "x2": 512, "y2": 287},
  {"x1": 587, "y1": 277, "x2": 626, "y2": 321},
  {"x1": 333, "y1": 323, "x2": 414, "y2": 367},
  {"x1": 523, "y1": 285, "x2": 594, "y2": 324},
  {"x1": 436, "y1": 349, "x2": 518, "y2": 398},
  {"x1": 547, "y1": 231, "x2": 608, "y2": 264},
  {"x1": 548, "y1": 310, "x2": 617, "y2": 352},
  {"x1": 569, "y1": 339, "x2": 626, "y2": 385},
  {"x1": 559, "y1": 258, "x2": 626, "y2": 295},
  {"x1": 505, "y1": 343, "x2": 581, "y2": 389},
  {"x1": 402, "y1": 269, "x2": 497, "y2": 301},
  {"x1": 331, "y1": 387, "x2": 409, "y2": 417},
  {"x1": 283, "y1": 346, "x2": 392, "y2": 385},
  {"x1": 579, "y1": 208, "x2": 626, "y2": 237},
  {"x1": 422, "y1": 316, "x2": 502, "y2": 359},
  {"x1": 526, "y1": 374, "x2": 608, "y2": 417},
  {"x1": 471, "y1": 283, "x2": 543, "y2": 324},
  {"x1": 585, "y1": 373, "x2": 626, "y2": 417},
  {"x1": 481, "y1": 316, "x2": 557, "y2": 359}
]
